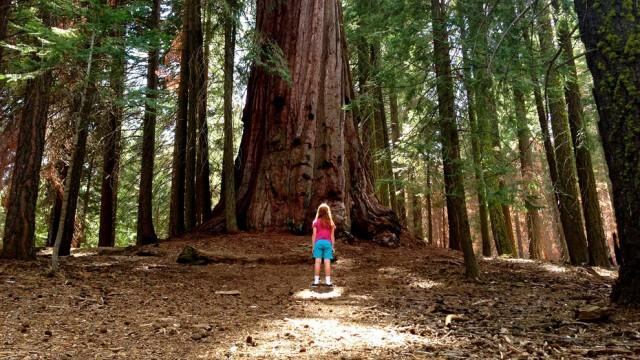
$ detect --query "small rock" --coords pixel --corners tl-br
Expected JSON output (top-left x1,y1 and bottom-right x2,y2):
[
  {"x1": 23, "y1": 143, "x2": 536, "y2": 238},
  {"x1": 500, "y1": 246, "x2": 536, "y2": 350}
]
[{"x1": 191, "y1": 333, "x2": 203, "y2": 341}]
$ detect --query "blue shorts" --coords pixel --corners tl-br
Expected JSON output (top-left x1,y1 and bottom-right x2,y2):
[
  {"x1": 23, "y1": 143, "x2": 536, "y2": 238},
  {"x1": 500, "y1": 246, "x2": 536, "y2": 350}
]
[{"x1": 313, "y1": 239, "x2": 333, "y2": 260}]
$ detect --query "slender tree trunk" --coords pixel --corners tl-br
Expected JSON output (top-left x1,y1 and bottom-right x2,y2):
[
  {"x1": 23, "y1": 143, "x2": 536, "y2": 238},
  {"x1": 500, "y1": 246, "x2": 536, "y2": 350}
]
[
  {"x1": 455, "y1": 3, "x2": 492, "y2": 257},
  {"x1": 557, "y1": 19, "x2": 611, "y2": 267},
  {"x1": 201, "y1": 0, "x2": 402, "y2": 246},
  {"x1": 99, "y1": 0, "x2": 124, "y2": 247},
  {"x1": 426, "y1": 164, "x2": 433, "y2": 245},
  {"x1": 463, "y1": 0, "x2": 514, "y2": 257},
  {"x1": 46, "y1": 162, "x2": 68, "y2": 247},
  {"x1": 1, "y1": 72, "x2": 52, "y2": 259},
  {"x1": 514, "y1": 211, "x2": 524, "y2": 258},
  {"x1": 513, "y1": 84, "x2": 545, "y2": 259},
  {"x1": 388, "y1": 90, "x2": 406, "y2": 224},
  {"x1": 573, "y1": 0, "x2": 640, "y2": 304},
  {"x1": 412, "y1": 172, "x2": 423, "y2": 238},
  {"x1": 53, "y1": 33, "x2": 97, "y2": 269},
  {"x1": 169, "y1": 2, "x2": 190, "y2": 237},
  {"x1": 137, "y1": 0, "x2": 160, "y2": 245},
  {"x1": 77, "y1": 156, "x2": 95, "y2": 247},
  {"x1": 525, "y1": 27, "x2": 568, "y2": 261},
  {"x1": 195, "y1": 0, "x2": 212, "y2": 224},
  {"x1": 222, "y1": 0, "x2": 238, "y2": 233},
  {"x1": 537, "y1": 4, "x2": 589, "y2": 265},
  {"x1": 431, "y1": 0, "x2": 478, "y2": 277}
]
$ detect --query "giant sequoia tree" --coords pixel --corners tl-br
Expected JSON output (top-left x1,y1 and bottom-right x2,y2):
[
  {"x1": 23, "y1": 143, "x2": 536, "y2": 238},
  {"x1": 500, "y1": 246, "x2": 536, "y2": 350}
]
[
  {"x1": 201, "y1": 0, "x2": 401, "y2": 246},
  {"x1": 573, "y1": 0, "x2": 640, "y2": 304}
]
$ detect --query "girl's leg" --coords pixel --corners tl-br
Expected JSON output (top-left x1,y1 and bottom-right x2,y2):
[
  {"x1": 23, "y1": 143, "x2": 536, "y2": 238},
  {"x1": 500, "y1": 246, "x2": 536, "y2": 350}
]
[
  {"x1": 314, "y1": 258, "x2": 322, "y2": 276},
  {"x1": 323, "y1": 259, "x2": 331, "y2": 284}
]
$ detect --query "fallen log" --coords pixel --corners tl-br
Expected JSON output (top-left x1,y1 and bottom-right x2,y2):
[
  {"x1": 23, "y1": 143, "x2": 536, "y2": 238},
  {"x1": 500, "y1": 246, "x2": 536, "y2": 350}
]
[{"x1": 176, "y1": 245, "x2": 313, "y2": 265}]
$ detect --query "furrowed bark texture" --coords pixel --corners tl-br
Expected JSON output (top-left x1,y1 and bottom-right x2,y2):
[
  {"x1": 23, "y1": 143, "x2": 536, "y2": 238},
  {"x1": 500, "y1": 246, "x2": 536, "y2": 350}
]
[
  {"x1": 537, "y1": 4, "x2": 589, "y2": 265},
  {"x1": 557, "y1": 18, "x2": 610, "y2": 267},
  {"x1": 573, "y1": 0, "x2": 640, "y2": 304},
  {"x1": 201, "y1": 0, "x2": 401, "y2": 246},
  {"x1": 1, "y1": 72, "x2": 52, "y2": 259}
]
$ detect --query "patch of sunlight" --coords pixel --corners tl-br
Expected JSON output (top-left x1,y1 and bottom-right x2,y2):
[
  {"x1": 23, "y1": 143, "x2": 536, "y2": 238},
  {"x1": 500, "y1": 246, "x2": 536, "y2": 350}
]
[
  {"x1": 409, "y1": 279, "x2": 443, "y2": 289},
  {"x1": 224, "y1": 317, "x2": 434, "y2": 358},
  {"x1": 72, "y1": 251, "x2": 98, "y2": 257},
  {"x1": 348, "y1": 294, "x2": 372, "y2": 301},
  {"x1": 294, "y1": 287, "x2": 344, "y2": 300},
  {"x1": 592, "y1": 267, "x2": 618, "y2": 278},
  {"x1": 135, "y1": 264, "x2": 167, "y2": 271},
  {"x1": 501, "y1": 258, "x2": 535, "y2": 264},
  {"x1": 37, "y1": 248, "x2": 53, "y2": 256},
  {"x1": 541, "y1": 263, "x2": 568, "y2": 273}
]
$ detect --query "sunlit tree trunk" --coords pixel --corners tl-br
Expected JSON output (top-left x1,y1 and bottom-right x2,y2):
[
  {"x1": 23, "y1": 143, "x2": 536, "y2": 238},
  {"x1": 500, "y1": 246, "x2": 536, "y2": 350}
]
[
  {"x1": 431, "y1": 0, "x2": 478, "y2": 277},
  {"x1": 557, "y1": 17, "x2": 611, "y2": 267},
  {"x1": 389, "y1": 90, "x2": 406, "y2": 224},
  {"x1": 537, "y1": 4, "x2": 589, "y2": 265},
  {"x1": 573, "y1": 0, "x2": 640, "y2": 304},
  {"x1": 169, "y1": 1, "x2": 190, "y2": 237},
  {"x1": 222, "y1": 0, "x2": 239, "y2": 233},
  {"x1": 137, "y1": 0, "x2": 160, "y2": 245}
]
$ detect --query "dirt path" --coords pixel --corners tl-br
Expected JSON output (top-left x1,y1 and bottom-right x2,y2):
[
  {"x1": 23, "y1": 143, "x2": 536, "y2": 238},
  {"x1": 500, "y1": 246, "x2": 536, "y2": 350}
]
[{"x1": 1, "y1": 233, "x2": 639, "y2": 359}]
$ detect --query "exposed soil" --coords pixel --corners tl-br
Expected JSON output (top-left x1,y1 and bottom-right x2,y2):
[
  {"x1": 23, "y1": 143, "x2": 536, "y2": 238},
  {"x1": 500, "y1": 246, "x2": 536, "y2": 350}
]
[{"x1": 1, "y1": 233, "x2": 639, "y2": 359}]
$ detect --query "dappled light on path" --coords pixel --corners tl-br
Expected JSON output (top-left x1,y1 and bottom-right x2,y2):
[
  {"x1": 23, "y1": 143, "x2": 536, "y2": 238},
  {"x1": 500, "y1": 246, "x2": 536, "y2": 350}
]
[{"x1": 294, "y1": 287, "x2": 344, "y2": 300}]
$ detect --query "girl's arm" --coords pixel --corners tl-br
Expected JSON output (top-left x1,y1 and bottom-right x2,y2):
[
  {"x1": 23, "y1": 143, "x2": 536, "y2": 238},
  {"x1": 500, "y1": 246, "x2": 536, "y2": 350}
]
[
  {"x1": 311, "y1": 228, "x2": 317, "y2": 251},
  {"x1": 331, "y1": 226, "x2": 335, "y2": 246}
]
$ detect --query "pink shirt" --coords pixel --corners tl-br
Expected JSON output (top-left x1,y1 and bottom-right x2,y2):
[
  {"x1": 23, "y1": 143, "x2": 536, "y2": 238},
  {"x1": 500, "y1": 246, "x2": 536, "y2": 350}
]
[{"x1": 313, "y1": 219, "x2": 333, "y2": 242}]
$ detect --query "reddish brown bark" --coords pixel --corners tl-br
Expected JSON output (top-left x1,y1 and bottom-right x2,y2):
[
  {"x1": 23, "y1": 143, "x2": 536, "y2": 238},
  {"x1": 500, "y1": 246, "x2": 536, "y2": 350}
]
[
  {"x1": 1, "y1": 72, "x2": 52, "y2": 259},
  {"x1": 200, "y1": 0, "x2": 401, "y2": 245}
]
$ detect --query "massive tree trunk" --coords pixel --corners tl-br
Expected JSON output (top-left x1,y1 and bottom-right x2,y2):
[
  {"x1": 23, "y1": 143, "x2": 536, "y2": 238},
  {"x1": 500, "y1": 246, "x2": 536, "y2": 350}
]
[
  {"x1": 200, "y1": 0, "x2": 401, "y2": 246},
  {"x1": 573, "y1": 0, "x2": 640, "y2": 304},
  {"x1": 98, "y1": 0, "x2": 124, "y2": 247},
  {"x1": 557, "y1": 18, "x2": 611, "y2": 268},
  {"x1": 537, "y1": 4, "x2": 589, "y2": 265},
  {"x1": 1, "y1": 72, "x2": 52, "y2": 259},
  {"x1": 222, "y1": 0, "x2": 239, "y2": 233},
  {"x1": 136, "y1": 0, "x2": 160, "y2": 245},
  {"x1": 431, "y1": 0, "x2": 478, "y2": 277}
]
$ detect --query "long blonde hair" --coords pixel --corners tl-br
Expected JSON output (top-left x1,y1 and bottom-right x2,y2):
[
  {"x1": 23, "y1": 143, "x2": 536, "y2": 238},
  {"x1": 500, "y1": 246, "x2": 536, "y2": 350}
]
[{"x1": 315, "y1": 203, "x2": 335, "y2": 229}]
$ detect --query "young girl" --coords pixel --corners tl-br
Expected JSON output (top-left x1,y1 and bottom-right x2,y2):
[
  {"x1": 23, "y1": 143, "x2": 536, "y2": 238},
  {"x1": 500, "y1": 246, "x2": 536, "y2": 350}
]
[{"x1": 311, "y1": 203, "x2": 335, "y2": 287}]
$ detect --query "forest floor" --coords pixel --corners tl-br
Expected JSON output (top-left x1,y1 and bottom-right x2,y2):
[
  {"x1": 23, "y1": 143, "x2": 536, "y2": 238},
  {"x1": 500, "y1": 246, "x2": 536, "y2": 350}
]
[{"x1": 1, "y1": 233, "x2": 640, "y2": 359}]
